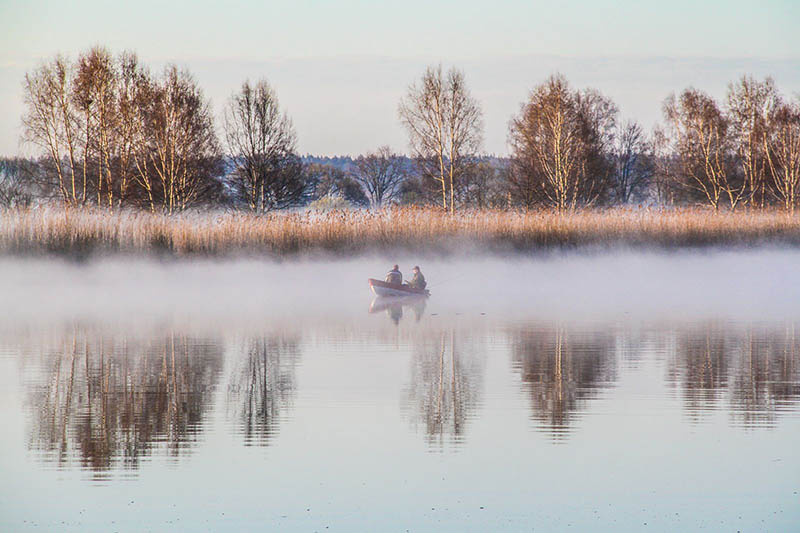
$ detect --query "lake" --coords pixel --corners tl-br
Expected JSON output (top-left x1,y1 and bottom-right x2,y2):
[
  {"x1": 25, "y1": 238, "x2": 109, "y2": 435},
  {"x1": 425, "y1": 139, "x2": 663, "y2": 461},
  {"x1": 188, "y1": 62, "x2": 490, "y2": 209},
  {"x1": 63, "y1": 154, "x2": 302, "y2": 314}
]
[{"x1": 0, "y1": 251, "x2": 799, "y2": 531}]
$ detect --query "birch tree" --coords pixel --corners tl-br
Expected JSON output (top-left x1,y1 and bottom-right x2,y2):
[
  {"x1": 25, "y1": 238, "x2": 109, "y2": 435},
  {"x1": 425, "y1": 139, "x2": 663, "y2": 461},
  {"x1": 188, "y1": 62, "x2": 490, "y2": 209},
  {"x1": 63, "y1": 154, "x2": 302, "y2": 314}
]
[
  {"x1": 508, "y1": 74, "x2": 616, "y2": 210},
  {"x1": 73, "y1": 46, "x2": 116, "y2": 207},
  {"x1": 399, "y1": 65, "x2": 483, "y2": 212},
  {"x1": 765, "y1": 100, "x2": 800, "y2": 213},
  {"x1": 726, "y1": 76, "x2": 780, "y2": 207},
  {"x1": 22, "y1": 56, "x2": 81, "y2": 204},
  {"x1": 135, "y1": 66, "x2": 221, "y2": 213},
  {"x1": 114, "y1": 52, "x2": 147, "y2": 207},
  {"x1": 662, "y1": 89, "x2": 743, "y2": 210}
]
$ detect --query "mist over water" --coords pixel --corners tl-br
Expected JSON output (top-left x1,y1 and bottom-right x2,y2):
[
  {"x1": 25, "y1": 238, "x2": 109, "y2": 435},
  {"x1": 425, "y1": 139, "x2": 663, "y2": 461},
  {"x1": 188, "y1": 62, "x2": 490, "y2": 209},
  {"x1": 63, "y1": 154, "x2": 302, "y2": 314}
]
[
  {"x1": 1, "y1": 249, "x2": 799, "y2": 531},
  {"x1": 3, "y1": 247, "x2": 800, "y2": 326}
]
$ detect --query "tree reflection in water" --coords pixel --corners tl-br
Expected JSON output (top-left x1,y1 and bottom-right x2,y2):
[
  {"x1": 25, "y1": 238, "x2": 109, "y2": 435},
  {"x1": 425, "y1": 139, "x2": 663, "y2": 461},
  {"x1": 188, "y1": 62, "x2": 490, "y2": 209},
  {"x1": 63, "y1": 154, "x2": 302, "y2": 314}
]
[
  {"x1": 731, "y1": 324, "x2": 800, "y2": 426},
  {"x1": 509, "y1": 325, "x2": 617, "y2": 440},
  {"x1": 668, "y1": 322, "x2": 800, "y2": 427},
  {"x1": 226, "y1": 335, "x2": 301, "y2": 446},
  {"x1": 23, "y1": 328, "x2": 223, "y2": 477},
  {"x1": 667, "y1": 322, "x2": 732, "y2": 422},
  {"x1": 403, "y1": 330, "x2": 485, "y2": 448}
]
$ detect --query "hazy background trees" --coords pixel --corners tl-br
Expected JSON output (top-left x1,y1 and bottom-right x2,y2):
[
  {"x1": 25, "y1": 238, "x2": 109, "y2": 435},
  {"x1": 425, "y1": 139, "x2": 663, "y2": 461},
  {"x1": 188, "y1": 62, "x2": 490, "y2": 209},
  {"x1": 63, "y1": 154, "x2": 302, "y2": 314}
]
[
  {"x1": 305, "y1": 162, "x2": 368, "y2": 207},
  {"x1": 350, "y1": 146, "x2": 405, "y2": 207},
  {"x1": 611, "y1": 121, "x2": 653, "y2": 204},
  {"x1": 0, "y1": 158, "x2": 33, "y2": 207},
  {"x1": 399, "y1": 65, "x2": 483, "y2": 212},
  {"x1": 455, "y1": 159, "x2": 510, "y2": 208}
]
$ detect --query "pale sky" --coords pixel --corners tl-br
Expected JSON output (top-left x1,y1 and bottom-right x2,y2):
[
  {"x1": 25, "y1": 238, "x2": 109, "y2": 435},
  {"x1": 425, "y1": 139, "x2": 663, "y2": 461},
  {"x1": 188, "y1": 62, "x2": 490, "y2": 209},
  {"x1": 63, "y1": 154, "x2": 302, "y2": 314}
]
[{"x1": 1, "y1": 0, "x2": 799, "y2": 156}]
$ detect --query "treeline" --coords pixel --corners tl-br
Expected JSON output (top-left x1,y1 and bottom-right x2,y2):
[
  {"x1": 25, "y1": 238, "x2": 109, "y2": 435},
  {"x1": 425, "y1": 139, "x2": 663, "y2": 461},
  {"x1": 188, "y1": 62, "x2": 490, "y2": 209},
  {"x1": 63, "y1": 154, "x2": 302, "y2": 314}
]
[{"x1": 6, "y1": 46, "x2": 800, "y2": 213}]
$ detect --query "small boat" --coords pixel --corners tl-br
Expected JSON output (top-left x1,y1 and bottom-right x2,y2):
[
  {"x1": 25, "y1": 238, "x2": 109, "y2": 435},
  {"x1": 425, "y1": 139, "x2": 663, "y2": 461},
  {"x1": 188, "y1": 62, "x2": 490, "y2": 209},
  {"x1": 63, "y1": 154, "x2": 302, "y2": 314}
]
[{"x1": 368, "y1": 278, "x2": 430, "y2": 298}]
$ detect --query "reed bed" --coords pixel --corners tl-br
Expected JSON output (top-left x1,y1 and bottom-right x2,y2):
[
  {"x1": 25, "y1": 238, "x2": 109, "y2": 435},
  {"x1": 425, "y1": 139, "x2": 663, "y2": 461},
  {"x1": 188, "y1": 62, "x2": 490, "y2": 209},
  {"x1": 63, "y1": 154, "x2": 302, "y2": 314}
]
[{"x1": 2, "y1": 206, "x2": 800, "y2": 259}]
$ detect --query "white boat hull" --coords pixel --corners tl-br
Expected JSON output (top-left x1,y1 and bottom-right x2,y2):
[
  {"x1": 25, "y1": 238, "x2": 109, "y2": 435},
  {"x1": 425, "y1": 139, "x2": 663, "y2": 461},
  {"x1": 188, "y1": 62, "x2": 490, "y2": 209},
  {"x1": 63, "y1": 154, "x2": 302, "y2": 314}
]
[
  {"x1": 368, "y1": 278, "x2": 430, "y2": 298},
  {"x1": 372, "y1": 285, "x2": 416, "y2": 297}
]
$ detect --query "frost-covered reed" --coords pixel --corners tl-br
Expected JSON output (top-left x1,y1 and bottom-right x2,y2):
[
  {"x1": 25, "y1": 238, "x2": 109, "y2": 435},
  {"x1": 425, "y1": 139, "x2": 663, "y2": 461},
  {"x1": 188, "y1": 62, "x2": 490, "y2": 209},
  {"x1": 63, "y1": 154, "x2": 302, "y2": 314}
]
[{"x1": 2, "y1": 206, "x2": 800, "y2": 258}]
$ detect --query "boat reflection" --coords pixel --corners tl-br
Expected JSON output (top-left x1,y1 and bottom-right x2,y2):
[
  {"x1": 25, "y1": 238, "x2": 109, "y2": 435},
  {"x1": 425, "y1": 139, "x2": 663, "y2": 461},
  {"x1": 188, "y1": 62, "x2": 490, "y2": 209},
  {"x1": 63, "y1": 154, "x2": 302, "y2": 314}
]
[
  {"x1": 369, "y1": 295, "x2": 427, "y2": 325},
  {"x1": 22, "y1": 328, "x2": 223, "y2": 477}
]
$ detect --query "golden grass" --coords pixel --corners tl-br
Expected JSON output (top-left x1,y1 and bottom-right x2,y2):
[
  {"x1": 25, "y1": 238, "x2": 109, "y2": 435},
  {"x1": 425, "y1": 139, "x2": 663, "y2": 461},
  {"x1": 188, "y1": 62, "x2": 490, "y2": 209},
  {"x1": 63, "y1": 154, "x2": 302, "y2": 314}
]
[{"x1": 2, "y1": 206, "x2": 800, "y2": 258}]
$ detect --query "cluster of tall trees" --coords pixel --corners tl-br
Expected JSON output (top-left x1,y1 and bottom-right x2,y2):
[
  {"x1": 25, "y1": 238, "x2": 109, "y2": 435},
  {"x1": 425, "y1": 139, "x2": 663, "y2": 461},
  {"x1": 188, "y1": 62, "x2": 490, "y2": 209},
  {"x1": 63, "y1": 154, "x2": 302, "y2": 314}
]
[
  {"x1": 14, "y1": 46, "x2": 800, "y2": 213},
  {"x1": 22, "y1": 48, "x2": 223, "y2": 212},
  {"x1": 507, "y1": 75, "x2": 620, "y2": 209},
  {"x1": 658, "y1": 77, "x2": 800, "y2": 212},
  {"x1": 398, "y1": 71, "x2": 798, "y2": 213}
]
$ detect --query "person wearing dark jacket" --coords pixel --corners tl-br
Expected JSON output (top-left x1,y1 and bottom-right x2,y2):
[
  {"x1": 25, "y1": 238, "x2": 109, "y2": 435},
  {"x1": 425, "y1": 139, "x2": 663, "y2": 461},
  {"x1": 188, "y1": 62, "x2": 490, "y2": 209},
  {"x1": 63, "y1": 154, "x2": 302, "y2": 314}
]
[
  {"x1": 407, "y1": 266, "x2": 426, "y2": 290},
  {"x1": 385, "y1": 264, "x2": 402, "y2": 285}
]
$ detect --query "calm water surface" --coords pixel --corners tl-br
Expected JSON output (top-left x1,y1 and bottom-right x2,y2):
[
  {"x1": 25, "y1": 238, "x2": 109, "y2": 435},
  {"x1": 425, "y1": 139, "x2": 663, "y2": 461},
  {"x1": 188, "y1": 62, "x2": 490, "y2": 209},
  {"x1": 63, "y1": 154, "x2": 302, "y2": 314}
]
[{"x1": 0, "y1": 252, "x2": 799, "y2": 531}]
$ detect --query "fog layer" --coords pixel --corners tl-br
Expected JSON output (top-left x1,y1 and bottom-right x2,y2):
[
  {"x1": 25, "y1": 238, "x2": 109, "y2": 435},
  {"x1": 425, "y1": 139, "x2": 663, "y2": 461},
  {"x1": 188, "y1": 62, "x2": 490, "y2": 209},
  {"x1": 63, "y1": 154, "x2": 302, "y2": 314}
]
[{"x1": 2, "y1": 248, "x2": 799, "y2": 328}]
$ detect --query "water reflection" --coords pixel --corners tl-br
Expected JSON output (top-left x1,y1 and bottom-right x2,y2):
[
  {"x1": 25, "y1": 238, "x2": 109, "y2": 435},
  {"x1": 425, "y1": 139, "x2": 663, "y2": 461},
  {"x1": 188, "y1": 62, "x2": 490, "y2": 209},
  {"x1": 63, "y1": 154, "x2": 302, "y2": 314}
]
[
  {"x1": 731, "y1": 325, "x2": 800, "y2": 427},
  {"x1": 509, "y1": 325, "x2": 617, "y2": 440},
  {"x1": 369, "y1": 296, "x2": 427, "y2": 325},
  {"x1": 11, "y1": 318, "x2": 800, "y2": 479},
  {"x1": 22, "y1": 328, "x2": 222, "y2": 477},
  {"x1": 668, "y1": 322, "x2": 800, "y2": 427},
  {"x1": 226, "y1": 335, "x2": 301, "y2": 446},
  {"x1": 403, "y1": 330, "x2": 485, "y2": 448},
  {"x1": 667, "y1": 322, "x2": 732, "y2": 421}
]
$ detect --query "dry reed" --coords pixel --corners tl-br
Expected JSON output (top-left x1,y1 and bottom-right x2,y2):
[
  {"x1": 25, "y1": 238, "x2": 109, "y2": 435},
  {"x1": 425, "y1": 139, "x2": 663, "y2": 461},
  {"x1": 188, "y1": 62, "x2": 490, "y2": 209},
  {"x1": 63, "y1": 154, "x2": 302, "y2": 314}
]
[{"x1": 2, "y1": 206, "x2": 800, "y2": 259}]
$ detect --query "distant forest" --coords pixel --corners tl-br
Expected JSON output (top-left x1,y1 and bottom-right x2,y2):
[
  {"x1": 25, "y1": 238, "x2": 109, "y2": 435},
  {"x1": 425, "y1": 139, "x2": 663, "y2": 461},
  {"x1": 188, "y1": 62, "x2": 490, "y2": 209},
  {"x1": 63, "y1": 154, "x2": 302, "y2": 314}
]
[{"x1": 2, "y1": 45, "x2": 798, "y2": 213}]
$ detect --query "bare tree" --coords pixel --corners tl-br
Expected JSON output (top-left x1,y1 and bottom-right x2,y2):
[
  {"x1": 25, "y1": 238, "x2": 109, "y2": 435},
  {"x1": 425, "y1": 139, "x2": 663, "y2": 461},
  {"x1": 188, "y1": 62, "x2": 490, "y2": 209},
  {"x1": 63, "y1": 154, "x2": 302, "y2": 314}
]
[
  {"x1": 22, "y1": 48, "x2": 225, "y2": 212},
  {"x1": 350, "y1": 146, "x2": 405, "y2": 207},
  {"x1": 508, "y1": 74, "x2": 616, "y2": 210},
  {"x1": 133, "y1": 65, "x2": 222, "y2": 213},
  {"x1": 22, "y1": 56, "x2": 81, "y2": 204},
  {"x1": 662, "y1": 89, "x2": 743, "y2": 210},
  {"x1": 113, "y1": 52, "x2": 147, "y2": 208},
  {"x1": 399, "y1": 65, "x2": 483, "y2": 212},
  {"x1": 726, "y1": 76, "x2": 781, "y2": 207},
  {"x1": 612, "y1": 121, "x2": 653, "y2": 204},
  {"x1": 73, "y1": 46, "x2": 117, "y2": 207},
  {"x1": 224, "y1": 80, "x2": 304, "y2": 211},
  {"x1": 765, "y1": 100, "x2": 800, "y2": 213}
]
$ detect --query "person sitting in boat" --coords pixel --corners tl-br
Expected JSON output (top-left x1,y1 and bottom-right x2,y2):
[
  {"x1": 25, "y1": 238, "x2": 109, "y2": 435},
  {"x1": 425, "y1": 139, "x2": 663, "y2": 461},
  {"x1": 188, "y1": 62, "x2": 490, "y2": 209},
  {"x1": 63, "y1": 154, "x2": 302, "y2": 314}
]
[
  {"x1": 406, "y1": 266, "x2": 426, "y2": 290},
  {"x1": 385, "y1": 264, "x2": 402, "y2": 285}
]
